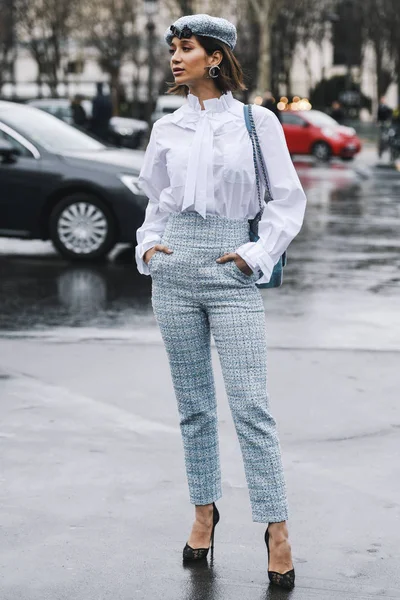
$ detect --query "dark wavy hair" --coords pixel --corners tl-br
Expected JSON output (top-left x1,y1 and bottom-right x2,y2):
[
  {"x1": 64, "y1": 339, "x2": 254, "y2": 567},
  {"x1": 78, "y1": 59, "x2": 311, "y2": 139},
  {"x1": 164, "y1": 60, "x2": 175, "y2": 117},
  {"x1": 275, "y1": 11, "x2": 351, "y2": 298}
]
[{"x1": 167, "y1": 35, "x2": 247, "y2": 96}]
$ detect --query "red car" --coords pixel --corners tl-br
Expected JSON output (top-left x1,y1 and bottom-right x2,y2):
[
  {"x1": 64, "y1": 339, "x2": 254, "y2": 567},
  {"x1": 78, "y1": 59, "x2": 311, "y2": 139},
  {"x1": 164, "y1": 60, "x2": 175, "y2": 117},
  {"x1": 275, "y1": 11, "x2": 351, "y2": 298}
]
[{"x1": 280, "y1": 109, "x2": 362, "y2": 162}]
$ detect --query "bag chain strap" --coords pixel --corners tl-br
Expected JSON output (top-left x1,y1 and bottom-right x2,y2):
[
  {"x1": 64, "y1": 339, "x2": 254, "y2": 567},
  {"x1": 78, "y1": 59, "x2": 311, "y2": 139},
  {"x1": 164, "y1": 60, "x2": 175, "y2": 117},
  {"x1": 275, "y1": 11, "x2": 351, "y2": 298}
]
[{"x1": 247, "y1": 105, "x2": 273, "y2": 230}]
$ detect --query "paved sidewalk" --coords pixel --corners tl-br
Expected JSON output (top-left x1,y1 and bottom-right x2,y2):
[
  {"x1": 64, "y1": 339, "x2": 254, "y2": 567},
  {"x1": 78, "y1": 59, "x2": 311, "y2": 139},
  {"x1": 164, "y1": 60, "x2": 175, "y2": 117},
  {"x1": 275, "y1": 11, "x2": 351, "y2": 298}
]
[{"x1": 1, "y1": 337, "x2": 399, "y2": 599}]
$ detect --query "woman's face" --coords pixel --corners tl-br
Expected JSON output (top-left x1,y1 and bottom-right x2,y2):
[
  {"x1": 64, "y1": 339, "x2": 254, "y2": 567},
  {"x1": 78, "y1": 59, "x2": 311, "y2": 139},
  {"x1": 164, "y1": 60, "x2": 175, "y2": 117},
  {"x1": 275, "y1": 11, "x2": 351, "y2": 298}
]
[{"x1": 169, "y1": 36, "x2": 220, "y2": 86}]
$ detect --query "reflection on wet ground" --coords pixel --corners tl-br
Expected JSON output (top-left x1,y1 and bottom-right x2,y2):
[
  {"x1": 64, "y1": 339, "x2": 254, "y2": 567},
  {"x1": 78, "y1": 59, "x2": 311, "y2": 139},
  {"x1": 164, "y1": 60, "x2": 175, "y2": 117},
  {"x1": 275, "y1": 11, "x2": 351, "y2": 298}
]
[
  {"x1": 292, "y1": 175, "x2": 400, "y2": 295},
  {"x1": 0, "y1": 154, "x2": 399, "y2": 347},
  {"x1": 179, "y1": 559, "x2": 294, "y2": 600},
  {"x1": 0, "y1": 253, "x2": 153, "y2": 330}
]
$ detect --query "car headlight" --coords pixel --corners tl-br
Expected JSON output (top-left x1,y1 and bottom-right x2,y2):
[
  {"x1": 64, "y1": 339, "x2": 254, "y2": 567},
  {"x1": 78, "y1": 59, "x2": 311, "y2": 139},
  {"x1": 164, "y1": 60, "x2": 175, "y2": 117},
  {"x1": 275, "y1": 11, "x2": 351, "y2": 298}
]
[
  {"x1": 119, "y1": 174, "x2": 142, "y2": 195},
  {"x1": 115, "y1": 127, "x2": 134, "y2": 136},
  {"x1": 322, "y1": 127, "x2": 340, "y2": 139}
]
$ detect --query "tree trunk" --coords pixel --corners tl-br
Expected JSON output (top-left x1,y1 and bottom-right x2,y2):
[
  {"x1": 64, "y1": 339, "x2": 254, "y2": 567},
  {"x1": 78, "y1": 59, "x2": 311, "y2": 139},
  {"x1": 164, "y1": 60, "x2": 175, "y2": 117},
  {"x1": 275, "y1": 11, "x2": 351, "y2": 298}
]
[
  {"x1": 397, "y1": 41, "x2": 400, "y2": 107},
  {"x1": 374, "y1": 38, "x2": 384, "y2": 100},
  {"x1": 36, "y1": 70, "x2": 44, "y2": 98},
  {"x1": 397, "y1": 75, "x2": 400, "y2": 108},
  {"x1": 257, "y1": 8, "x2": 271, "y2": 92},
  {"x1": 270, "y1": 26, "x2": 280, "y2": 94},
  {"x1": 283, "y1": 67, "x2": 291, "y2": 96},
  {"x1": 48, "y1": 73, "x2": 59, "y2": 97},
  {"x1": 131, "y1": 72, "x2": 140, "y2": 118},
  {"x1": 110, "y1": 69, "x2": 120, "y2": 116}
]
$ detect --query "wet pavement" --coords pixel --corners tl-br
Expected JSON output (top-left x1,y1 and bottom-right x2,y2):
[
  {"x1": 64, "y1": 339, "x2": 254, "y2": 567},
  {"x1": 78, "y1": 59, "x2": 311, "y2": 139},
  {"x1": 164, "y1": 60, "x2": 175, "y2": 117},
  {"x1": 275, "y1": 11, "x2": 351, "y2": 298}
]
[
  {"x1": 1, "y1": 144, "x2": 399, "y2": 598},
  {"x1": 0, "y1": 144, "x2": 399, "y2": 350}
]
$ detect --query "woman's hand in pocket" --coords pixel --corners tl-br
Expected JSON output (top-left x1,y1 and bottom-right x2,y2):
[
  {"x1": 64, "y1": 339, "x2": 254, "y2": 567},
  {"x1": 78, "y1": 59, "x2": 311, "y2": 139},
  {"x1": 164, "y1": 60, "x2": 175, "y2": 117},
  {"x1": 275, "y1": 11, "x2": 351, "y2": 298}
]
[
  {"x1": 216, "y1": 252, "x2": 253, "y2": 275},
  {"x1": 144, "y1": 244, "x2": 173, "y2": 265}
]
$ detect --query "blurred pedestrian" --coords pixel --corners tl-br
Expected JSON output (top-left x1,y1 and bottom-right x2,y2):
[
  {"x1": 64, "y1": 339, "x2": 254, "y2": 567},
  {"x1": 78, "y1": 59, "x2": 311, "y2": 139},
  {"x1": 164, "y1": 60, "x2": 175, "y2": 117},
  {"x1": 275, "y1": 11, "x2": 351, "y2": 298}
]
[
  {"x1": 91, "y1": 82, "x2": 113, "y2": 142},
  {"x1": 391, "y1": 107, "x2": 400, "y2": 126},
  {"x1": 70, "y1": 94, "x2": 87, "y2": 129},
  {"x1": 377, "y1": 96, "x2": 393, "y2": 158},
  {"x1": 377, "y1": 96, "x2": 392, "y2": 123},
  {"x1": 330, "y1": 100, "x2": 345, "y2": 124},
  {"x1": 388, "y1": 107, "x2": 400, "y2": 163},
  {"x1": 135, "y1": 13, "x2": 306, "y2": 591},
  {"x1": 261, "y1": 90, "x2": 281, "y2": 121}
]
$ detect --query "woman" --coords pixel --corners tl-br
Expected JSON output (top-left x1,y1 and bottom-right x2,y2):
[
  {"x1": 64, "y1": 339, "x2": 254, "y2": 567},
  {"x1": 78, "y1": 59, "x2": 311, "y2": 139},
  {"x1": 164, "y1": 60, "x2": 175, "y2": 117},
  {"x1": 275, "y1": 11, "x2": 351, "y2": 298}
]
[{"x1": 135, "y1": 14, "x2": 306, "y2": 590}]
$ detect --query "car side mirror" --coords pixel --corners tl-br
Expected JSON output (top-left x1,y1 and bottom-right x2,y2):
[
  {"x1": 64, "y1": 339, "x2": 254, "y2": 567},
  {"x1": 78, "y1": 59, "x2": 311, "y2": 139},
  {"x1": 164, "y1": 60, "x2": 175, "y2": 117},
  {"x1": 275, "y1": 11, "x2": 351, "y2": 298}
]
[
  {"x1": 0, "y1": 140, "x2": 19, "y2": 164},
  {"x1": 302, "y1": 121, "x2": 310, "y2": 128}
]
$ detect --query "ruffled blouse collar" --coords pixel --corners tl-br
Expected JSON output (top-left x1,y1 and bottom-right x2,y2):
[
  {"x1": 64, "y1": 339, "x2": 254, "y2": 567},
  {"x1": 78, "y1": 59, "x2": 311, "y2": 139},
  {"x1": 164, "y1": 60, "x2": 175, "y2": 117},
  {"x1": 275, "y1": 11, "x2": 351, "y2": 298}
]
[{"x1": 186, "y1": 91, "x2": 235, "y2": 113}]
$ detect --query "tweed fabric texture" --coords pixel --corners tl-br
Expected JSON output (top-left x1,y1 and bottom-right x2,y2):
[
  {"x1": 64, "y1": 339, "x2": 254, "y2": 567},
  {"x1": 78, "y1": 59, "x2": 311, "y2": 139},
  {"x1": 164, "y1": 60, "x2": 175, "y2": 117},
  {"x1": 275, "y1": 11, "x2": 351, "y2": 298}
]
[
  {"x1": 164, "y1": 14, "x2": 237, "y2": 50},
  {"x1": 149, "y1": 212, "x2": 288, "y2": 523}
]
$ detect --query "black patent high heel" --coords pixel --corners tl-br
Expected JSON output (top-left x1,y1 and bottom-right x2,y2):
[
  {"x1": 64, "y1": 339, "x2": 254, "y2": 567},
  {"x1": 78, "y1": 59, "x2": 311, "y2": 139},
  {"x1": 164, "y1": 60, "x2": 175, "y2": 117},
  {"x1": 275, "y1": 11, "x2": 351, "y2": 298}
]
[
  {"x1": 182, "y1": 502, "x2": 220, "y2": 561},
  {"x1": 265, "y1": 527, "x2": 295, "y2": 590}
]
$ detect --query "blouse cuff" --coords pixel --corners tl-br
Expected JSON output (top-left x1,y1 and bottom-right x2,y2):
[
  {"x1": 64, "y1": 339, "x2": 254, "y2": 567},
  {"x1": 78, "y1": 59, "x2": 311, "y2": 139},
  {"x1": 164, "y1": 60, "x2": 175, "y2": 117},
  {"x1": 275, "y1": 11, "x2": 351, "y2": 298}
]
[
  {"x1": 135, "y1": 238, "x2": 160, "y2": 275},
  {"x1": 235, "y1": 241, "x2": 275, "y2": 283}
]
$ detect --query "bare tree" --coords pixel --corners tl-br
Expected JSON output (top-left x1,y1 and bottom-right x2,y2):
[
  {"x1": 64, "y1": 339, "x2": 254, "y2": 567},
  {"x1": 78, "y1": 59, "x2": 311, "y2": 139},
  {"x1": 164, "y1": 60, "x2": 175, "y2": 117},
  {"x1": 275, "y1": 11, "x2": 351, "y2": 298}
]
[
  {"x1": 0, "y1": 0, "x2": 16, "y2": 95},
  {"x1": 244, "y1": 0, "x2": 286, "y2": 92},
  {"x1": 14, "y1": 0, "x2": 78, "y2": 96},
  {"x1": 384, "y1": 0, "x2": 400, "y2": 103},
  {"x1": 234, "y1": 0, "x2": 260, "y2": 100},
  {"x1": 272, "y1": 0, "x2": 334, "y2": 95},
  {"x1": 78, "y1": 0, "x2": 138, "y2": 114},
  {"x1": 240, "y1": 0, "x2": 334, "y2": 95},
  {"x1": 354, "y1": 0, "x2": 394, "y2": 101},
  {"x1": 349, "y1": 0, "x2": 400, "y2": 103}
]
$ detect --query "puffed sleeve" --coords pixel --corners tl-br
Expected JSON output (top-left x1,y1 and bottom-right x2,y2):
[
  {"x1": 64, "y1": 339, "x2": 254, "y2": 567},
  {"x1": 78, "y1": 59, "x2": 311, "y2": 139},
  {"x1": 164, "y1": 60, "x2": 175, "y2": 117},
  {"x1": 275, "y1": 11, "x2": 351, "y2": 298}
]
[
  {"x1": 235, "y1": 108, "x2": 307, "y2": 284},
  {"x1": 135, "y1": 123, "x2": 170, "y2": 275}
]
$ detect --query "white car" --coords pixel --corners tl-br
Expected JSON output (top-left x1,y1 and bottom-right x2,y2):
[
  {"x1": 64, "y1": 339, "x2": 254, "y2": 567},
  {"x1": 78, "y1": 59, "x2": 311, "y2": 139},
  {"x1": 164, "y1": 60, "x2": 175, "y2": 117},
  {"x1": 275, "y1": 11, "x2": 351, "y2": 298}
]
[{"x1": 151, "y1": 95, "x2": 187, "y2": 123}]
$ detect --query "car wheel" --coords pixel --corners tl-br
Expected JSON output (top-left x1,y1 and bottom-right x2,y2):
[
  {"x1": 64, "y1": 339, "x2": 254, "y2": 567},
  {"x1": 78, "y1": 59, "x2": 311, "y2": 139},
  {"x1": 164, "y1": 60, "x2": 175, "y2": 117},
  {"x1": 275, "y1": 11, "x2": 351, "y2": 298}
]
[
  {"x1": 49, "y1": 193, "x2": 116, "y2": 261},
  {"x1": 312, "y1": 141, "x2": 331, "y2": 162}
]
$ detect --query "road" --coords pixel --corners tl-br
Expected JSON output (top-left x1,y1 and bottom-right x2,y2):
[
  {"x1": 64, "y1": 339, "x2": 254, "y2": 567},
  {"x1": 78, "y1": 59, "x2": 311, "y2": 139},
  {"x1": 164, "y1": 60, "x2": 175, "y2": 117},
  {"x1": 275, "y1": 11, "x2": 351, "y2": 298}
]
[{"x1": 0, "y1": 144, "x2": 399, "y2": 599}]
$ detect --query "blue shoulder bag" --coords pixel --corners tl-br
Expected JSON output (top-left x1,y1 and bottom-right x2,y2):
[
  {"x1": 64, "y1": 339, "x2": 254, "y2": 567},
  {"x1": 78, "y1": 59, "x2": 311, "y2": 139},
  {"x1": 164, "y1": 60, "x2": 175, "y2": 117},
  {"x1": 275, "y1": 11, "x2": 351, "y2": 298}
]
[{"x1": 243, "y1": 104, "x2": 286, "y2": 289}]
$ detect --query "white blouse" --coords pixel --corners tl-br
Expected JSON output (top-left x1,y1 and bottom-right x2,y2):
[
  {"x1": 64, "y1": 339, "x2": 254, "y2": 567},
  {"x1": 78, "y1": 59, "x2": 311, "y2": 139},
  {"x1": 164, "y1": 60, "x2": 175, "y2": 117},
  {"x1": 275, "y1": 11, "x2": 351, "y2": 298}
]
[{"x1": 135, "y1": 91, "x2": 306, "y2": 283}]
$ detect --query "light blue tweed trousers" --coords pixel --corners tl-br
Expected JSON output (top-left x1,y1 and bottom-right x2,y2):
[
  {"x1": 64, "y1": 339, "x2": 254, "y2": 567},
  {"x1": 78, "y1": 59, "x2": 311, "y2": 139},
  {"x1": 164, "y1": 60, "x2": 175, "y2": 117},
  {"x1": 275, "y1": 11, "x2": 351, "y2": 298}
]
[{"x1": 149, "y1": 212, "x2": 288, "y2": 523}]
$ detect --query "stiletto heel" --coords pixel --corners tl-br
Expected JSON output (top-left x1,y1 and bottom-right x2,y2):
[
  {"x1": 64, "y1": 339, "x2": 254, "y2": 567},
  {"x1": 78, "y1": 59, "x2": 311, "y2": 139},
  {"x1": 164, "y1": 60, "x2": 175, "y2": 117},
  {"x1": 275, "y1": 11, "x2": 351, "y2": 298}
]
[
  {"x1": 265, "y1": 527, "x2": 295, "y2": 590},
  {"x1": 182, "y1": 502, "x2": 220, "y2": 561}
]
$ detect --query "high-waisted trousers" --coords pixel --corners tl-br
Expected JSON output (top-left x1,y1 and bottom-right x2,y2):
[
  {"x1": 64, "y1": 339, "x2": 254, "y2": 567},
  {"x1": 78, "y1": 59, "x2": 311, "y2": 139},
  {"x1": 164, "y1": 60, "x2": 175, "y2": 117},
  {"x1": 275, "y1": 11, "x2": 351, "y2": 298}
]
[{"x1": 149, "y1": 212, "x2": 288, "y2": 523}]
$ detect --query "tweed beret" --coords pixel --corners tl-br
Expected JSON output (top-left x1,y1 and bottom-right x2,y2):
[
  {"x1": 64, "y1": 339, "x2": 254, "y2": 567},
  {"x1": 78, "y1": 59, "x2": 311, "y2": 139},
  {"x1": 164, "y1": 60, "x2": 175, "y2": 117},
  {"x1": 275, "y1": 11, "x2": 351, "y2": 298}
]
[{"x1": 164, "y1": 14, "x2": 237, "y2": 50}]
